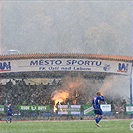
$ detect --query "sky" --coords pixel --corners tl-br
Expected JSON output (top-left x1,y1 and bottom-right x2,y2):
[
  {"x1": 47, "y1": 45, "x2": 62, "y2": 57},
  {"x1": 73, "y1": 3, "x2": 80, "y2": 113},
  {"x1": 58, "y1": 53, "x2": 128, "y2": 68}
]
[{"x1": 0, "y1": 1, "x2": 132, "y2": 56}]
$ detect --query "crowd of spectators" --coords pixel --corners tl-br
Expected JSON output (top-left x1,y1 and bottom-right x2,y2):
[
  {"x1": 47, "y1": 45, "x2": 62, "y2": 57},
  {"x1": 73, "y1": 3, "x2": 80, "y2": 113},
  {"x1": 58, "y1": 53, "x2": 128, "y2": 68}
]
[
  {"x1": 0, "y1": 78, "x2": 127, "y2": 117},
  {"x1": 0, "y1": 78, "x2": 84, "y2": 106},
  {"x1": 0, "y1": 79, "x2": 61, "y2": 106}
]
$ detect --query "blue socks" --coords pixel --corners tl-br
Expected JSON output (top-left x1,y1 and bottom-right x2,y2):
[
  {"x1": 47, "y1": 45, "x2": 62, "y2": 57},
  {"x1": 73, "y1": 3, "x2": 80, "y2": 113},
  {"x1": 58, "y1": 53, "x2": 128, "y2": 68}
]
[
  {"x1": 6, "y1": 117, "x2": 12, "y2": 123},
  {"x1": 95, "y1": 116, "x2": 102, "y2": 124},
  {"x1": 10, "y1": 118, "x2": 12, "y2": 123}
]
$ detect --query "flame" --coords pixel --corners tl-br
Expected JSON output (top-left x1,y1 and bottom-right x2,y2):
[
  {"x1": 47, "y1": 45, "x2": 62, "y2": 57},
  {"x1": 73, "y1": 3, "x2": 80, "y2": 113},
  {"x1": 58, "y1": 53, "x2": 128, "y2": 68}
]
[
  {"x1": 51, "y1": 76, "x2": 85, "y2": 112},
  {"x1": 52, "y1": 91, "x2": 69, "y2": 112}
]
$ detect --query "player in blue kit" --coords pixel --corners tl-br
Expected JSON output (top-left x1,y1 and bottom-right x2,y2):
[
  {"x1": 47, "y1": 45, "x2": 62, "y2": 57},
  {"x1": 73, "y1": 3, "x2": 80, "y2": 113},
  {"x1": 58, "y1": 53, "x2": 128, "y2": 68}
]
[
  {"x1": 6, "y1": 104, "x2": 13, "y2": 123},
  {"x1": 92, "y1": 91, "x2": 105, "y2": 127}
]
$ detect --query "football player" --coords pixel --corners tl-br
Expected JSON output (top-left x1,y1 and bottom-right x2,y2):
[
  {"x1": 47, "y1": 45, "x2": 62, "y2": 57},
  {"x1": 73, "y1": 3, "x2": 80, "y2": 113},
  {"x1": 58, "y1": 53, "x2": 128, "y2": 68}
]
[{"x1": 92, "y1": 92, "x2": 104, "y2": 127}]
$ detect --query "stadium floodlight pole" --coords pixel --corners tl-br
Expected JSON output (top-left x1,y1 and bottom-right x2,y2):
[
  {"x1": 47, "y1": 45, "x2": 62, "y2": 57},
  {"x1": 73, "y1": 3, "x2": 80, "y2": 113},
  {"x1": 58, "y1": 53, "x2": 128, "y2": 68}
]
[
  {"x1": 0, "y1": 1, "x2": 1, "y2": 55},
  {"x1": 131, "y1": 2, "x2": 133, "y2": 105},
  {"x1": 131, "y1": 62, "x2": 133, "y2": 104}
]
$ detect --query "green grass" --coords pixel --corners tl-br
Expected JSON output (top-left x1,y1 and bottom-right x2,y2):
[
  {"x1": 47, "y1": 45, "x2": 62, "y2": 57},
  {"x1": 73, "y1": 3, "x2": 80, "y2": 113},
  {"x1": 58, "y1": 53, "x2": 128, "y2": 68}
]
[{"x1": 0, "y1": 119, "x2": 133, "y2": 133}]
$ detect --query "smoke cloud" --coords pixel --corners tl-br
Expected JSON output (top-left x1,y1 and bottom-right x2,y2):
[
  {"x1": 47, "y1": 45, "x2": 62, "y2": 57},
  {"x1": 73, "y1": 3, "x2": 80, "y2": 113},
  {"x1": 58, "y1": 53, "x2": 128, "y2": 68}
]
[
  {"x1": 51, "y1": 75, "x2": 102, "y2": 104},
  {"x1": 99, "y1": 75, "x2": 130, "y2": 103},
  {"x1": 51, "y1": 74, "x2": 130, "y2": 104}
]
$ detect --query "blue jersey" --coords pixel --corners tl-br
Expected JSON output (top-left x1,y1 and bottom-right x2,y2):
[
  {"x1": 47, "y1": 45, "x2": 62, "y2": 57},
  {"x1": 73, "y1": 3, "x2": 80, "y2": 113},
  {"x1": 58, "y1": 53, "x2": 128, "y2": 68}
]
[
  {"x1": 7, "y1": 105, "x2": 12, "y2": 116},
  {"x1": 92, "y1": 96, "x2": 104, "y2": 110}
]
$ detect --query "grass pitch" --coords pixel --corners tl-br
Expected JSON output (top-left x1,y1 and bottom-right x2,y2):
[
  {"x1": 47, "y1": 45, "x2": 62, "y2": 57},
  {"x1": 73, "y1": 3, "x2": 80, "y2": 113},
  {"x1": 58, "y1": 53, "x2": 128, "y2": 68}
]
[{"x1": 0, "y1": 119, "x2": 132, "y2": 133}]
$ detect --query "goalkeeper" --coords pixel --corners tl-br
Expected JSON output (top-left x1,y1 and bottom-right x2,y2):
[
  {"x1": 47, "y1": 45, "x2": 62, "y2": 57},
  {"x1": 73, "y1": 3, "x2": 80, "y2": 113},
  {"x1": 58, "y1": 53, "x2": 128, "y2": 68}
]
[{"x1": 92, "y1": 91, "x2": 105, "y2": 127}]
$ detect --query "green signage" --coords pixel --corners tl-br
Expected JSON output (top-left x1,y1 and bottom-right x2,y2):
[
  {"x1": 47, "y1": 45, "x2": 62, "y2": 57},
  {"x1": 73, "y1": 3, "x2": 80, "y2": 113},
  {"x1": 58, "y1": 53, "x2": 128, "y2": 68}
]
[
  {"x1": 83, "y1": 104, "x2": 94, "y2": 115},
  {"x1": 17, "y1": 105, "x2": 50, "y2": 111},
  {"x1": 126, "y1": 104, "x2": 133, "y2": 114},
  {"x1": 0, "y1": 105, "x2": 4, "y2": 114}
]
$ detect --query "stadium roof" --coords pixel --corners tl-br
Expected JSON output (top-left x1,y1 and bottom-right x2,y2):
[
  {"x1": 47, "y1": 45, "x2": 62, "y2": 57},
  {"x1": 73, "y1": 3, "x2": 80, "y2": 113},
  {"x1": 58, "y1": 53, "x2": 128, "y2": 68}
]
[
  {"x1": 0, "y1": 53, "x2": 132, "y2": 79},
  {"x1": 0, "y1": 53, "x2": 133, "y2": 62}
]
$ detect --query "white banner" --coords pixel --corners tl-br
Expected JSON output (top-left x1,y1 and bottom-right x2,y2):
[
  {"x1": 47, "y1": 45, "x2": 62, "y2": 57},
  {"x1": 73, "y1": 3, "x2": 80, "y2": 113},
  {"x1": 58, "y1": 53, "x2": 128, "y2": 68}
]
[
  {"x1": 126, "y1": 105, "x2": 133, "y2": 114},
  {"x1": 58, "y1": 105, "x2": 81, "y2": 115},
  {"x1": 0, "y1": 58, "x2": 131, "y2": 75},
  {"x1": 126, "y1": 106, "x2": 133, "y2": 112},
  {"x1": 101, "y1": 104, "x2": 111, "y2": 112}
]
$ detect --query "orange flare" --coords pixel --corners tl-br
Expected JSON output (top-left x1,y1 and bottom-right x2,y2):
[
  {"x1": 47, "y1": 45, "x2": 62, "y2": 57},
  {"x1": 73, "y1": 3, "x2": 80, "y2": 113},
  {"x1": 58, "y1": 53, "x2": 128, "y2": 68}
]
[{"x1": 52, "y1": 91, "x2": 69, "y2": 112}]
